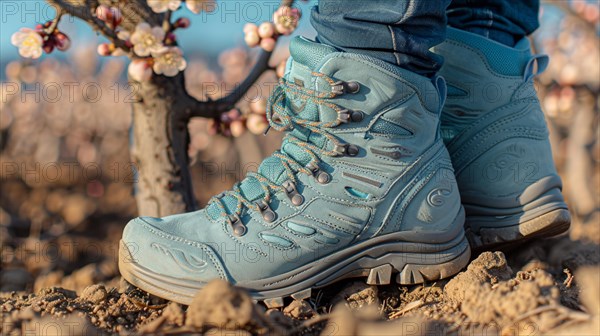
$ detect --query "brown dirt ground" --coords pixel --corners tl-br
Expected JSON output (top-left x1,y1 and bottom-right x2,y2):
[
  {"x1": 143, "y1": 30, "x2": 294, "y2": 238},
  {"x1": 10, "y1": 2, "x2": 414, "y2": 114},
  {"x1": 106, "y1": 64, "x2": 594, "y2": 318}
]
[{"x1": 2, "y1": 215, "x2": 599, "y2": 336}]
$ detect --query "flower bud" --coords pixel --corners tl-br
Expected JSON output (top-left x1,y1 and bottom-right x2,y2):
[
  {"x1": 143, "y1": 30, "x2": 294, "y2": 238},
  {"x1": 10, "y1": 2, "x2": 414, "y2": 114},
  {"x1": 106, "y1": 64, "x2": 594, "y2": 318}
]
[
  {"x1": 243, "y1": 23, "x2": 258, "y2": 34},
  {"x1": 54, "y1": 32, "x2": 71, "y2": 51},
  {"x1": 174, "y1": 17, "x2": 191, "y2": 29},
  {"x1": 128, "y1": 59, "x2": 153, "y2": 82},
  {"x1": 230, "y1": 120, "x2": 246, "y2": 137},
  {"x1": 249, "y1": 98, "x2": 267, "y2": 115},
  {"x1": 244, "y1": 30, "x2": 260, "y2": 48},
  {"x1": 97, "y1": 43, "x2": 112, "y2": 56},
  {"x1": 43, "y1": 42, "x2": 54, "y2": 54},
  {"x1": 260, "y1": 37, "x2": 276, "y2": 52},
  {"x1": 246, "y1": 114, "x2": 269, "y2": 135},
  {"x1": 258, "y1": 22, "x2": 275, "y2": 39},
  {"x1": 165, "y1": 33, "x2": 177, "y2": 45},
  {"x1": 96, "y1": 5, "x2": 123, "y2": 28}
]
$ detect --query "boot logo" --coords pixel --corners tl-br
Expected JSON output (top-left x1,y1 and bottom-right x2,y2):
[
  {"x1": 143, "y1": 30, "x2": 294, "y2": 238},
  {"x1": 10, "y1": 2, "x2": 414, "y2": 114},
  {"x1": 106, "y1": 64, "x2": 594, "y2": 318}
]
[
  {"x1": 289, "y1": 77, "x2": 308, "y2": 113},
  {"x1": 289, "y1": 98, "x2": 307, "y2": 114},
  {"x1": 150, "y1": 242, "x2": 207, "y2": 272},
  {"x1": 427, "y1": 185, "x2": 453, "y2": 207},
  {"x1": 492, "y1": 144, "x2": 525, "y2": 169}
]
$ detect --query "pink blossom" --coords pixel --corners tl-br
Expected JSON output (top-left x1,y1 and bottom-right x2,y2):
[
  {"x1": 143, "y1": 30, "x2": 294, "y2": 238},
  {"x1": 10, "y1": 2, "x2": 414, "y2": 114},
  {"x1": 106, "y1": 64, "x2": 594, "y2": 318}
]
[{"x1": 273, "y1": 6, "x2": 301, "y2": 35}]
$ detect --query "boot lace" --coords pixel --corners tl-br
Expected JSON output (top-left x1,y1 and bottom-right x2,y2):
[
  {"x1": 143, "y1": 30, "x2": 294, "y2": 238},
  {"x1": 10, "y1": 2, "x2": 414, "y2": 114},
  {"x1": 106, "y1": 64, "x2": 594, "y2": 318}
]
[{"x1": 208, "y1": 72, "x2": 361, "y2": 236}]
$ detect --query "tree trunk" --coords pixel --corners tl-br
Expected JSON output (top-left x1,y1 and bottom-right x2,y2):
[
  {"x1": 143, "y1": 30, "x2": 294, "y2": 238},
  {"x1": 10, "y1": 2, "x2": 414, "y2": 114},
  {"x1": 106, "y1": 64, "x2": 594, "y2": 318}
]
[{"x1": 130, "y1": 73, "x2": 197, "y2": 217}]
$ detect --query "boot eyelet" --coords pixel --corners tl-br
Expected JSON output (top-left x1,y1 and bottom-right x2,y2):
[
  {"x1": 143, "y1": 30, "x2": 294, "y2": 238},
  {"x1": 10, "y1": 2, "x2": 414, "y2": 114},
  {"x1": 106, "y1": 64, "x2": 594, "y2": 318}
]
[
  {"x1": 346, "y1": 144, "x2": 360, "y2": 157},
  {"x1": 316, "y1": 171, "x2": 331, "y2": 184},
  {"x1": 334, "y1": 144, "x2": 360, "y2": 157},
  {"x1": 350, "y1": 110, "x2": 364, "y2": 122},
  {"x1": 331, "y1": 81, "x2": 360, "y2": 95},
  {"x1": 346, "y1": 81, "x2": 360, "y2": 93},
  {"x1": 291, "y1": 194, "x2": 305, "y2": 206},
  {"x1": 229, "y1": 215, "x2": 247, "y2": 236},
  {"x1": 233, "y1": 222, "x2": 247, "y2": 236},
  {"x1": 337, "y1": 109, "x2": 364, "y2": 124},
  {"x1": 306, "y1": 161, "x2": 331, "y2": 185},
  {"x1": 282, "y1": 180, "x2": 304, "y2": 206},
  {"x1": 256, "y1": 200, "x2": 277, "y2": 223}
]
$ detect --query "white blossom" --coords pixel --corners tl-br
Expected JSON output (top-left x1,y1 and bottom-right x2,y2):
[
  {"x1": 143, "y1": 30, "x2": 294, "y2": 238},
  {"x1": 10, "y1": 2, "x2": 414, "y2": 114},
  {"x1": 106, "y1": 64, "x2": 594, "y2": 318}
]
[
  {"x1": 11, "y1": 28, "x2": 44, "y2": 59},
  {"x1": 152, "y1": 47, "x2": 187, "y2": 77},
  {"x1": 130, "y1": 23, "x2": 165, "y2": 57}
]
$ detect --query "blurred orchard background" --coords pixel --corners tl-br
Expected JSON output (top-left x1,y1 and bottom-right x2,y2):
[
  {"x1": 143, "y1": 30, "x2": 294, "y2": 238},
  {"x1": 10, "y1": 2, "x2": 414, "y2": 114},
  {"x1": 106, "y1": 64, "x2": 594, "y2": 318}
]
[{"x1": 0, "y1": 0, "x2": 598, "y2": 296}]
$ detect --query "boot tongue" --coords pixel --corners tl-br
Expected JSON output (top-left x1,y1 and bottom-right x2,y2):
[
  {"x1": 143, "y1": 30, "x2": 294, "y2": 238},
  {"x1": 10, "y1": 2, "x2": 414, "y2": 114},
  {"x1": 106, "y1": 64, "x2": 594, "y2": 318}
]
[
  {"x1": 290, "y1": 36, "x2": 338, "y2": 71},
  {"x1": 286, "y1": 37, "x2": 338, "y2": 121},
  {"x1": 206, "y1": 38, "x2": 337, "y2": 218}
]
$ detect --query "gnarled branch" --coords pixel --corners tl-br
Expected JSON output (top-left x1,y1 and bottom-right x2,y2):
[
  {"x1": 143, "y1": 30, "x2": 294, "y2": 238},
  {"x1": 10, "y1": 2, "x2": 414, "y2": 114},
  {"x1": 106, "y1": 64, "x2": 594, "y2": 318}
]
[
  {"x1": 185, "y1": 49, "x2": 274, "y2": 120},
  {"x1": 47, "y1": 0, "x2": 132, "y2": 51}
]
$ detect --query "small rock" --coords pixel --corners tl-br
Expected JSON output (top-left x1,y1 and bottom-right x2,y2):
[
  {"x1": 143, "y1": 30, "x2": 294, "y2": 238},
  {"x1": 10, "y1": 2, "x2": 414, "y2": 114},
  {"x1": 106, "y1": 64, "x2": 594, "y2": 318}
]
[{"x1": 283, "y1": 300, "x2": 315, "y2": 320}]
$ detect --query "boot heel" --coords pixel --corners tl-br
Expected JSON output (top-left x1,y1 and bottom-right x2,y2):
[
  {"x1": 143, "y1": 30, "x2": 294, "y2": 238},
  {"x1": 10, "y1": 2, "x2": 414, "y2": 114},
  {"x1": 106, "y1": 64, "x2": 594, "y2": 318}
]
[{"x1": 468, "y1": 208, "x2": 571, "y2": 251}]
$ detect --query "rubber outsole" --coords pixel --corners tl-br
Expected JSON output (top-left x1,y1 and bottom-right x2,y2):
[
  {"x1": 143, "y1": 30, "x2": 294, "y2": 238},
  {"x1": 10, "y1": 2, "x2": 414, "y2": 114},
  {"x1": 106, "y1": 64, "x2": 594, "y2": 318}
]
[
  {"x1": 119, "y1": 234, "x2": 471, "y2": 306},
  {"x1": 466, "y1": 208, "x2": 571, "y2": 252}
]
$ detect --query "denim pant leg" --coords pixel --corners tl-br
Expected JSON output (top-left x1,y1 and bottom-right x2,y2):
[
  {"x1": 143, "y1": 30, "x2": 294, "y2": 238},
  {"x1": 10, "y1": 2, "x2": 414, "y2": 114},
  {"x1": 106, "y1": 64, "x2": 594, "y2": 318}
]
[
  {"x1": 310, "y1": 0, "x2": 451, "y2": 77},
  {"x1": 447, "y1": 0, "x2": 540, "y2": 46}
]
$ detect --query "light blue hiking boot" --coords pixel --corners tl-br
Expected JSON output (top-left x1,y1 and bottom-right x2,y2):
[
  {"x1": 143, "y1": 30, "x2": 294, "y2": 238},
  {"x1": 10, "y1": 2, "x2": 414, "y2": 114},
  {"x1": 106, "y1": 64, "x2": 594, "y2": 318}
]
[
  {"x1": 433, "y1": 28, "x2": 571, "y2": 251},
  {"x1": 119, "y1": 37, "x2": 470, "y2": 306}
]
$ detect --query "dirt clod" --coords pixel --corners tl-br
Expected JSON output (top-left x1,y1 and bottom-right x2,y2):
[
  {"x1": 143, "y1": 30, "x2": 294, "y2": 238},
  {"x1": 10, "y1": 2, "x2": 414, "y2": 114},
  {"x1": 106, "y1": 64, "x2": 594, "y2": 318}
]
[
  {"x1": 81, "y1": 284, "x2": 108, "y2": 304},
  {"x1": 186, "y1": 279, "x2": 267, "y2": 332},
  {"x1": 283, "y1": 299, "x2": 316, "y2": 320},
  {"x1": 444, "y1": 251, "x2": 565, "y2": 333}
]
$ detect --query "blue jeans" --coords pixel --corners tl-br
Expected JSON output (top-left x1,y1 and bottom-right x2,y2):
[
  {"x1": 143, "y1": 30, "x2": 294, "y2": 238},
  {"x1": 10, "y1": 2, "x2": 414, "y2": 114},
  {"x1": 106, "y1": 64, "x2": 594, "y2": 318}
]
[{"x1": 311, "y1": 0, "x2": 540, "y2": 77}]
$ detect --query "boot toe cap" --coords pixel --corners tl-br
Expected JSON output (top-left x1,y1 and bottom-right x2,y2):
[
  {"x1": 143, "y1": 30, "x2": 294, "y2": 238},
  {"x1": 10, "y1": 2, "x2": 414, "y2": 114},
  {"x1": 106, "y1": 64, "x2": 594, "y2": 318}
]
[{"x1": 120, "y1": 216, "x2": 229, "y2": 282}]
